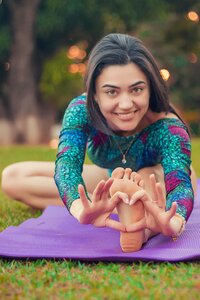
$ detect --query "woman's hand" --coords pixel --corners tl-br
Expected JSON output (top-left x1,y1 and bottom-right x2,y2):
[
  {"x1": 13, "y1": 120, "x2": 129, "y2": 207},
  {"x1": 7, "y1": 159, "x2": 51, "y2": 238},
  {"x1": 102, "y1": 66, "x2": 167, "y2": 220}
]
[
  {"x1": 126, "y1": 174, "x2": 181, "y2": 236},
  {"x1": 77, "y1": 178, "x2": 128, "y2": 232}
]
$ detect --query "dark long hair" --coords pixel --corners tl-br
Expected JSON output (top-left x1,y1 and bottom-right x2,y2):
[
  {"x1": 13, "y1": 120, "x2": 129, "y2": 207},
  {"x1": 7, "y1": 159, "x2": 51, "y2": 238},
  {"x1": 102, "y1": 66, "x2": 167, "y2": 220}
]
[{"x1": 84, "y1": 33, "x2": 188, "y2": 134}]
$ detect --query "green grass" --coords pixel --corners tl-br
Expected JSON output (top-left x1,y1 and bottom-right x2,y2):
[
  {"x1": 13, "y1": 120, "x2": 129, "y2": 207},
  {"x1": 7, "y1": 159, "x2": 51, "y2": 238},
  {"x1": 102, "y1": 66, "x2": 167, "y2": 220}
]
[{"x1": 0, "y1": 141, "x2": 200, "y2": 300}]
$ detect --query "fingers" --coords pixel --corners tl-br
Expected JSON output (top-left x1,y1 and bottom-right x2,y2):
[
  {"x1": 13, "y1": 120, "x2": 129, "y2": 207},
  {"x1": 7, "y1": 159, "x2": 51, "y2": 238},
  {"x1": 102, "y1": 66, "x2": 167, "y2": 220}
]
[
  {"x1": 105, "y1": 218, "x2": 126, "y2": 232},
  {"x1": 101, "y1": 178, "x2": 114, "y2": 199},
  {"x1": 149, "y1": 174, "x2": 165, "y2": 210},
  {"x1": 129, "y1": 190, "x2": 147, "y2": 205},
  {"x1": 78, "y1": 184, "x2": 90, "y2": 209},
  {"x1": 155, "y1": 182, "x2": 165, "y2": 209},
  {"x1": 92, "y1": 180, "x2": 107, "y2": 201},
  {"x1": 165, "y1": 202, "x2": 177, "y2": 221},
  {"x1": 150, "y1": 174, "x2": 158, "y2": 201},
  {"x1": 111, "y1": 191, "x2": 129, "y2": 205},
  {"x1": 126, "y1": 217, "x2": 146, "y2": 232},
  {"x1": 93, "y1": 178, "x2": 114, "y2": 202}
]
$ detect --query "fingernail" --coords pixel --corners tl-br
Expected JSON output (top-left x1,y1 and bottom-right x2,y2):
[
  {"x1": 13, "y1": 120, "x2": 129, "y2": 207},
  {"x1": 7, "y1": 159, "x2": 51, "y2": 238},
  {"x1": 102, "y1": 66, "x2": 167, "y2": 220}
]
[
  {"x1": 129, "y1": 199, "x2": 134, "y2": 205},
  {"x1": 124, "y1": 198, "x2": 129, "y2": 204}
]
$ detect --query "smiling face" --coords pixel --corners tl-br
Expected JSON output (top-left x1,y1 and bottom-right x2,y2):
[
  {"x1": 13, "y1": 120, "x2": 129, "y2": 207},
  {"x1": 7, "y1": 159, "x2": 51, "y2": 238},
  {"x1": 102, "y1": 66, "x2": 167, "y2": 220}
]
[{"x1": 94, "y1": 63, "x2": 151, "y2": 136}]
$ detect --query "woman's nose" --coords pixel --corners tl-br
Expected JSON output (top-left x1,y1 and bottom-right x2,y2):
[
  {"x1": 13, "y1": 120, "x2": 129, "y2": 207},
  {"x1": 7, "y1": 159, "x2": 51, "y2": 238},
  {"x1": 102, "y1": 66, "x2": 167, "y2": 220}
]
[{"x1": 118, "y1": 94, "x2": 134, "y2": 110}]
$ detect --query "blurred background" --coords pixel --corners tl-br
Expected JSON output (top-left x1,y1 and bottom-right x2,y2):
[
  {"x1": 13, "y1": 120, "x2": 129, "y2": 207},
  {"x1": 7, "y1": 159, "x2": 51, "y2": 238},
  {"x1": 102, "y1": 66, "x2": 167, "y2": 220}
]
[{"x1": 0, "y1": 0, "x2": 199, "y2": 146}]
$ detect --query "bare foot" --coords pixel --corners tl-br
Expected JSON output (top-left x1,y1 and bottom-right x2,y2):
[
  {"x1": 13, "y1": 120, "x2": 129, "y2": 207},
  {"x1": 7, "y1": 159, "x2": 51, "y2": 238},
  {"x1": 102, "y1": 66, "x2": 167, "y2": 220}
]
[{"x1": 110, "y1": 168, "x2": 145, "y2": 252}]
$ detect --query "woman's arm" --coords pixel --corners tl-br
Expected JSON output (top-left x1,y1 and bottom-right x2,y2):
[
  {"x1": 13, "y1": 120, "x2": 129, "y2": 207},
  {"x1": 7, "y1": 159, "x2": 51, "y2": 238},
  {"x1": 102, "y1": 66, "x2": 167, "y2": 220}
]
[
  {"x1": 160, "y1": 124, "x2": 194, "y2": 222},
  {"x1": 54, "y1": 96, "x2": 90, "y2": 211}
]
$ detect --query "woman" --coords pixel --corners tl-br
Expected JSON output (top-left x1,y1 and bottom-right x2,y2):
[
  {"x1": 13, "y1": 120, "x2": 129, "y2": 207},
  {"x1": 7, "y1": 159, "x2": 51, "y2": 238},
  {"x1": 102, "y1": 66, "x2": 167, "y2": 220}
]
[{"x1": 2, "y1": 33, "x2": 196, "y2": 252}]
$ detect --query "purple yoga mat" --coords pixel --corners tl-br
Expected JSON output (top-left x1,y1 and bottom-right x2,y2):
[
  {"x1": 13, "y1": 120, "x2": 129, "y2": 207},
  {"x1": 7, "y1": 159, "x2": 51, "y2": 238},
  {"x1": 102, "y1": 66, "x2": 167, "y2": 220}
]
[{"x1": 0, "y1": 180, "x2": 200, "y2": 262}]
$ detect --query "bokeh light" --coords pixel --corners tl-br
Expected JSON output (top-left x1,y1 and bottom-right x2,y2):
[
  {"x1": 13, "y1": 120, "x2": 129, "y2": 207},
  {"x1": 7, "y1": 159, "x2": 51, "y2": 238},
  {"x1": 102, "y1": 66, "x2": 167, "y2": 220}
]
[
  {"x1": 69, "y1": 64, "x2": 79, "y2": 73},
  {"x1": 67, "y1": 46, "x2": 80, "y2": 59},
  {"x1": 78, "y1": 63, "x2": 86, "y2": 74},
  {"x1": 67, "y1": 45, "x2": 87, "y2": 60},
  {"x1": 49, "y1": 138, "x2": 58, "y2": 149},
  {"x1": 160, "y1": 69, "x2": 170, "y2": 81},
  {"x1": 69, "y1": 63, "x2": 86, "y2": 74},
  {"x1": 187, "y1": 11, "x2": 199, "y2": 22},
  {"x1": 188, "y1": 53, "x2": 198, "y2": 63}
]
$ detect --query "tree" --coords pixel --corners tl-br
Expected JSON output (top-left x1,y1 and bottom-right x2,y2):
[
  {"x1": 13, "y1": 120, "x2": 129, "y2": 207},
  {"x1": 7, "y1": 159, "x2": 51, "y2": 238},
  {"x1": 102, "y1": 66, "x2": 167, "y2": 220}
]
[
  {"x1": 5, "y1": 0, "x2": 46, "y2": 144},
  {"x1": 0, "y1": 0, "x2": 199, "y2": 143}
]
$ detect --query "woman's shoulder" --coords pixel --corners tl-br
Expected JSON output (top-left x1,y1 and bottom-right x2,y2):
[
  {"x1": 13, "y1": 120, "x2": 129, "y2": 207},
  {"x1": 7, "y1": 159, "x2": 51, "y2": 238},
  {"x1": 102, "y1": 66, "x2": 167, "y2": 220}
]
[
  {"x1": 62, "y1": 94, "x2": 89, "y2": 127},
  {"x1": 145, "y1": 118, "x2": 190, "y2": 147},
  {"x1": 144, "y1": 111, "x2": 187, "y2": 131},
  {"x1": 138, "y1": 110, "x2": 190, "y2": 143},
  {"x1": 67, "y1": 93, "x2": 87, "y2": 108}
]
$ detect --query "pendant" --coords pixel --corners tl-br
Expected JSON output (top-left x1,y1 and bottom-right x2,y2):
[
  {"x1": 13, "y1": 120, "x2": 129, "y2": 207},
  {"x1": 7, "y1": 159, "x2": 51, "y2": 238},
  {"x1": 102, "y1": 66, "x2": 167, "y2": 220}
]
[{"x1": 122, "y1": 155, "x2": 126, "y2": 164}]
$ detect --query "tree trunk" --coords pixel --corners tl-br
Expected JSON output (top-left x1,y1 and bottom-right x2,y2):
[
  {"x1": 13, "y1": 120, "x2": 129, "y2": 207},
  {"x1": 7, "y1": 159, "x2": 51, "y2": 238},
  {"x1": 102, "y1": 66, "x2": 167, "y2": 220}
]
[
  {"x1": 0, "y1": 96, "x2": 15, "y2": 144},
  {"x1": 5, "y1": 0, "x2": 53, "y2": 144}
]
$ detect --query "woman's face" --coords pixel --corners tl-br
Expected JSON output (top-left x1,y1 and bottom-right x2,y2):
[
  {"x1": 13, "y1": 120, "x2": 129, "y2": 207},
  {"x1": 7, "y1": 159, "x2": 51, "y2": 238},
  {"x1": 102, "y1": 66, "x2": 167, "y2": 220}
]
[{"x1": 94, "y1": 63, "x2": 150, "y2": 135}]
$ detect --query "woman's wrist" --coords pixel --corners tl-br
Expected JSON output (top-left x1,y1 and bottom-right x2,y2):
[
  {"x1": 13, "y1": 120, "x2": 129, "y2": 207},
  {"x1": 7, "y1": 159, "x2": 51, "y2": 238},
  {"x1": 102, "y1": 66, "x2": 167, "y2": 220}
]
[
  {"x1": 170, "y1": 213, "x2": 186, "y2": 241},
  {"x1": 70, "y1": 199, "x2": 83, "y2": 219}
]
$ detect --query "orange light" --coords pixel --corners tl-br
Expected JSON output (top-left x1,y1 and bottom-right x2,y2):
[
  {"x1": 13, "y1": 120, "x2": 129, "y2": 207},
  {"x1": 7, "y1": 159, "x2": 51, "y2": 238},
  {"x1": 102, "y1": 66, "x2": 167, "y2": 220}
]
[
  {"x1": 160, "y1": 69, "x2": 170, "y2": 81},
  {"x1": 78, "y1": 63, "x2": 86, "y2": 74},
  {"x1": 67, "y1": 46, "x2": 81, "y2": 59},
  {"x1": 49, "y1": 139, "x2": 58, "y2": 149},
  {"x1": 188, "y1": 53, "x2": 198, "y2": 63},
  {"x1": 187, "y1": 11, "x2": 199, "y2": 22},
  {"x1": 69, "y1": 64, "x2": 79, "y2": 73},
  {"x1": 77, "y1": 49, "x2": 87, "y2": 60}
]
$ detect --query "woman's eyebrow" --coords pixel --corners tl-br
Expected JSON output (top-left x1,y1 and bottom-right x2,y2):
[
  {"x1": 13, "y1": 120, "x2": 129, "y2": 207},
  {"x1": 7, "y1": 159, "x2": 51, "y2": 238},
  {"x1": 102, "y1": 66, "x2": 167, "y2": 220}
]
[
  {"x1": 128, "y1": 81, "x2": 146, "y2": 88},
  {"x1": 102, "y1": 81, "x2": 146, "y2": 89}
]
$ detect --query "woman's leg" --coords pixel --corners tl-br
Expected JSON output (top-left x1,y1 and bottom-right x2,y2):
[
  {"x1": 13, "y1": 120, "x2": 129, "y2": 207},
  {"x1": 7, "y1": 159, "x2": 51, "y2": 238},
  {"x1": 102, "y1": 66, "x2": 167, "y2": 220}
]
[
  {"x1": 1, "y1": 162, "x2": 109, "y2": 209},
  {"x1": 1, "y1": 162, "x2": 62, "y2": 209}
]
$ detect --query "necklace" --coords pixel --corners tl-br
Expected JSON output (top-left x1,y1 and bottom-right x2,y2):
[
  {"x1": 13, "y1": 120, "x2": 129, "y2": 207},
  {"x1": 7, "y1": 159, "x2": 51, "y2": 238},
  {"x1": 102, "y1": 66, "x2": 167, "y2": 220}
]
[{"x1": 113, "y1": 136, "x2": 135, "y2": 164}]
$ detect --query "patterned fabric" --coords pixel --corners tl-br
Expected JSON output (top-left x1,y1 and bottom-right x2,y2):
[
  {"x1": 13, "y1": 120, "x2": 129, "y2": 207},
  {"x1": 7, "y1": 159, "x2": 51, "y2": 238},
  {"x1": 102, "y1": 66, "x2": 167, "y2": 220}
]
[{"x1": 55, "y1": 95, "x2": 194, "y2": 221}]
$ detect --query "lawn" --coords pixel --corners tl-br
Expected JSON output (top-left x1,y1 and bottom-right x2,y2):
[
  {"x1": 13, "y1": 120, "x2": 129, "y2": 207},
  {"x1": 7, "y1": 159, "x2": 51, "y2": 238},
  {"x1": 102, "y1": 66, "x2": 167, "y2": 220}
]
[{"x1": 0, "y1": 140, "x2": 200, "y2": 300}]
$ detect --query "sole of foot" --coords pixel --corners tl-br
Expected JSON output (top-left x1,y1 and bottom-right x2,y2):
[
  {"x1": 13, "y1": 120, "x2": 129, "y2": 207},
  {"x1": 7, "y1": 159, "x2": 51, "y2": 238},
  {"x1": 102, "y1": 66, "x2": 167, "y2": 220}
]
[{"x1": 110, "y1": 169, "x2": 145, "y2": 253}]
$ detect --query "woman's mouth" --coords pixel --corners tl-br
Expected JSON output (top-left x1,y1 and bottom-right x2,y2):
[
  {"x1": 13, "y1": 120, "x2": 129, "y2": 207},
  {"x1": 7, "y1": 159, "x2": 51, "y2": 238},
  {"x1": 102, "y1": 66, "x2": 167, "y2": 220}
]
[{"x1": 114, "y1": 111, "x2": 137, "y2": 121}]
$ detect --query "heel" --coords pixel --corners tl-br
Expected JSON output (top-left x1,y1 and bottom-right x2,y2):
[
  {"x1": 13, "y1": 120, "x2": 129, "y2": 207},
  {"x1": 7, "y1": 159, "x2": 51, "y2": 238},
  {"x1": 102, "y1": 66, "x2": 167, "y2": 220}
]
[{"x1": 117, "y1": 200, "x2": 145, "y2": 252}]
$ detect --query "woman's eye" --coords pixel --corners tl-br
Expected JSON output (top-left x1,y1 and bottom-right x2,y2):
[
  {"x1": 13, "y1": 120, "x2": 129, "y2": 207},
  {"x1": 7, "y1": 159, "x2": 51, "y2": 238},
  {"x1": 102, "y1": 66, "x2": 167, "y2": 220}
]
[
  {"x1": 106, "y1": 90, "x2": 117, "y2": 96},
  {"x1": 132, "y1": 87, "x2": 143, "y2": 93}
]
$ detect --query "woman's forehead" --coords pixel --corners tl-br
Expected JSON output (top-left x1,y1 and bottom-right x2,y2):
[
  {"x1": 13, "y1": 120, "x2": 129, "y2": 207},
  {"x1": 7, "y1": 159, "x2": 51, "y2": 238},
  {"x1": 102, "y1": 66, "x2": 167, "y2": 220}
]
[{"x1": 96, "y1": 63, "x2": 148, "y2": 87}]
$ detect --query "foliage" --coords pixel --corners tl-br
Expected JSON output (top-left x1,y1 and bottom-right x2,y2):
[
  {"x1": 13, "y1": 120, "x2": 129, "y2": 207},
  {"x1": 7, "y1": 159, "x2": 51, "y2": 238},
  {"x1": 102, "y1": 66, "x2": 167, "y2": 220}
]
[
  {"x1": 36, "y1": 0, "x2": 169, "y2": 52},
  {"x1": 39, "y1": 48, "x2": 84, "y2": 109},
  {"x1": 135, "y1": 8, "x2": 200, "y2": 119},
  {"x1": 0, "y1": 0, "x2": 200, "y2": 127},
  {"x1": 36, "y1": 0, "x2": 200, "y2": 114}
]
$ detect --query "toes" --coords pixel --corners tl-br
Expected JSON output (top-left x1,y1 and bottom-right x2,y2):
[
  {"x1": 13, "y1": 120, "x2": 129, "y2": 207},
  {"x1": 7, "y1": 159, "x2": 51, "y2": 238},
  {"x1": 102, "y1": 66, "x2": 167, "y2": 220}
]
[
  {"x1": 131, "y1": 172, "x2": 142, "y2": 185},
  {"x1": 124, "y1": 168, "x2": 132, "y2": 179},
  {"x1": 111, "y1": 167, "x2": 124, "y2": 179},
  {"x1": 130, "y1": 171, "x2": 137, "y2": 182},
  {"x1": 135, "y1": 174, "x2": 142, "y2": 185}
]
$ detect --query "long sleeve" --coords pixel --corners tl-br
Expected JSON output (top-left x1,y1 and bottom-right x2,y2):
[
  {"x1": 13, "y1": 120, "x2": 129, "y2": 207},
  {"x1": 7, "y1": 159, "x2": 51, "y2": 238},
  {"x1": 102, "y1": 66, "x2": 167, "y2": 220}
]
[
  {"x1": 159, "y1": 123, "x2": 194, "y2": 221},
  {"x1": 54, "y1": 95, "x2": 90, "y2": 211}
]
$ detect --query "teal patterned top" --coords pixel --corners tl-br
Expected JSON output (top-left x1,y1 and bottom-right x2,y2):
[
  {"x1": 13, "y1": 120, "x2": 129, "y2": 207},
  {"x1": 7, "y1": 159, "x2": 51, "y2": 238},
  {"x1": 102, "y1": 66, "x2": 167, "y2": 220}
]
[{"x1": 54, "y1": 94, "x2": 194, "y2": 221}]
